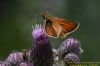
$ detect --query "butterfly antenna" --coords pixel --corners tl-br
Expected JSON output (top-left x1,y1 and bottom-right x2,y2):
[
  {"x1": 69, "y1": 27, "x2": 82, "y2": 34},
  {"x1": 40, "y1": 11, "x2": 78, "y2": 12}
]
[
  {"x1": 44, "y1": 11, "x2": 48, "y2": 16},
  {"x1": 36, "y1": 15, "x2": 44, "y2": 25},
  {"x1": 36, "y1": 15, "x2": 40, "y2": 24},
  {"x1": 32, "y1": 15, "x2": 38, "y2": 25},
  {"x1": 40, "y1": 15, "x2": 45, "y2": 29}
]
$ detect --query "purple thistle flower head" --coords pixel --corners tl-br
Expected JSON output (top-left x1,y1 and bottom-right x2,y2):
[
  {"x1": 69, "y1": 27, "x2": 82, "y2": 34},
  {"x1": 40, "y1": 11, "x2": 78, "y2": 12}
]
[
  {"x1": 32, "y1": 24, "x2": 47, "y2": 41},
  {"x1": 0, "y1": 61, "x2": 7, "y2": 66},
  {"x1": 5, "y1": 51, "x2": 24, "y2": 66},
  {"x1": 58, "y1": 37, "x2": 83, "y2": 59},
  {"x1": 64, "y1": 53, "x2": 80, "y2": 64},
  {"x1": 31, "y1": 24, "x2": 53, "y2": 66}
]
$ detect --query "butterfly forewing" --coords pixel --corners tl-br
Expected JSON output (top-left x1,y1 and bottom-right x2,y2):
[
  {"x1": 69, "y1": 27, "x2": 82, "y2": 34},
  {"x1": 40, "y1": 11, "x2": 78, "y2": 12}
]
[
  {"x1": 61, "y1": 20, "x2": 79, "y2": 33},
  {"x1": 53, "y1": 17, "x2": 79, "y2": 31},
  {"x1": 51, "y1": 17, "x2": 79, "y2": 37}
]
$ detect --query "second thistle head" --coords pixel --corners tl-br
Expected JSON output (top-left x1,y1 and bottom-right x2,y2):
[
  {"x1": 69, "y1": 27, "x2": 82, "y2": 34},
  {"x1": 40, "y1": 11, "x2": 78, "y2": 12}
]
[{"x1": 58, "y1": 37, "x2": 83, "y2": 59}]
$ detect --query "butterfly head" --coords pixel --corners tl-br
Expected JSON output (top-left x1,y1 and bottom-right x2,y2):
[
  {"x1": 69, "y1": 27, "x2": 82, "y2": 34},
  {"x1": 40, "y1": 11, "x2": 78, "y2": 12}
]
[{"x1": 42, "y1": 11, "x2": 49, "y2": 19}]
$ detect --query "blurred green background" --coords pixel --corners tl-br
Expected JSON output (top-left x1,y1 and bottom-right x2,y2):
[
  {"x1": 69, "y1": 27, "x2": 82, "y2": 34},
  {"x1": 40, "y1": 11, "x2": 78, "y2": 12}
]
[{"x1": 0, "y1": 0, "x2": 100, "y2": 61}]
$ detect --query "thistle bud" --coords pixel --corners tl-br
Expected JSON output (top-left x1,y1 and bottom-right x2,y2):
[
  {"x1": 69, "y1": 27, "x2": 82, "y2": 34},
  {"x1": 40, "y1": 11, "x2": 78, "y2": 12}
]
[
  {"x1": 64, "y1": 53, "x2": 80, "y2": 66},
  {"x1": 5, "y1": 51, "x2": 24, "y2": 66},
  {"x1": 64, "y1": 53, "x2": 80, "y2": 63}
]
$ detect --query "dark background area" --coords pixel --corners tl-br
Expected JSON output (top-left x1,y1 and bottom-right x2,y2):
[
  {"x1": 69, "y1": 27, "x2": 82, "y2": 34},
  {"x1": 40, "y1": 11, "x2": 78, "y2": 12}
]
[{"x1": 0, "y1": 0, "x2": 100, "y2": 61}]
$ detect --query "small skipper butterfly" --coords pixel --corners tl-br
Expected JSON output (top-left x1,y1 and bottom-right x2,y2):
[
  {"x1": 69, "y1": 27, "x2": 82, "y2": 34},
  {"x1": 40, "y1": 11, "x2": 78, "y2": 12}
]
[{"x1": 42, "y1": 11, "x2": 79, "y2": 38}]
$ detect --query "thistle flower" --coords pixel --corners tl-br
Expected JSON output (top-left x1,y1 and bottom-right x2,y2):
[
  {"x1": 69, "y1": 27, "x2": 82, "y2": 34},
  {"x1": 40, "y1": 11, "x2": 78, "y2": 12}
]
[
  {"x1": 58, "y1": 37, "x2": 83, "y2": 59},
  {"x1": 30, "y1": 24, "x2": 53, "y2": 66},
  {"x1": 64, "y1": 53, "x2": 80, "y2": 63},
  {"x1": 0, "y1": 61, "x2": 7, "y2": 66},
  {"x1": 5, "y1": 51, "x2": 24, "y2": 66},
  {"x1": 32, "y1": 24, "x2": 47, "y2": 41}
]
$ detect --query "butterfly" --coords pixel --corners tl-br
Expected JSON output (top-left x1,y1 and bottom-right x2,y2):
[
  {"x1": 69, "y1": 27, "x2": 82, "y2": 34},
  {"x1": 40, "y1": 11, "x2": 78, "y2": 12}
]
[{"x1": 42, "y1": 12, "x2": 79, "y2": 38}]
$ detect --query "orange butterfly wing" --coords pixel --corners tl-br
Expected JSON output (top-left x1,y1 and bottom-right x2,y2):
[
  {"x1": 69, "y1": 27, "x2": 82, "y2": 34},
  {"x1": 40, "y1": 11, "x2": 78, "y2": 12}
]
[
  {"x1": 44, "y1": 19, "x2": 61, "y2": 38},
  {"x1": 42, "y1": 12, "x2": 79, "y2": 38},
  {"x1": 49, "y1": 17, "x2": 79, "y2": 38},
  {"x1": 45, "y1": 24, "x2": 57, "y2": 37}
]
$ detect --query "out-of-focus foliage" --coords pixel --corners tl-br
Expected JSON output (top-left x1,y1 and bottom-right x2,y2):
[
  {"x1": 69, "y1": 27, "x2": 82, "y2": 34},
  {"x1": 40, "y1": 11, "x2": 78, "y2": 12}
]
[{"x1": 0, "y1": 0, "x2": 100, "y2": 61}]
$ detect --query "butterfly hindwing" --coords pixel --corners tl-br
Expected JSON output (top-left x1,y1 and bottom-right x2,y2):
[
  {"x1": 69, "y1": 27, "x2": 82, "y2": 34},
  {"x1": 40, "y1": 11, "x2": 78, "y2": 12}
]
[
  {"x1": 45, "y1": 19, "x2": 61, "y2": 38},
  {"x1": 49, "y1": 18, "x2": 61, "y2": 37}
]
